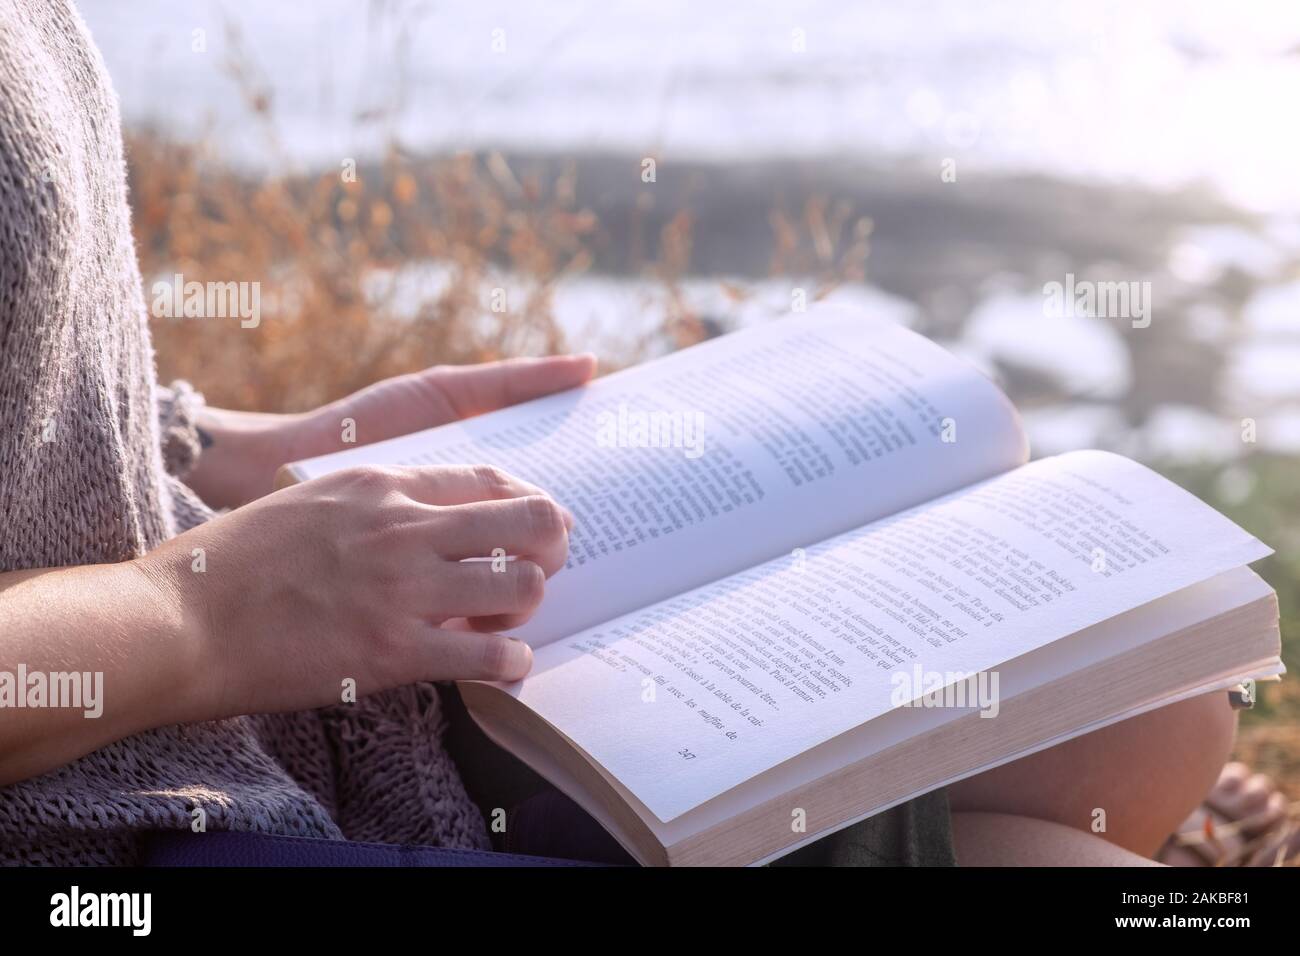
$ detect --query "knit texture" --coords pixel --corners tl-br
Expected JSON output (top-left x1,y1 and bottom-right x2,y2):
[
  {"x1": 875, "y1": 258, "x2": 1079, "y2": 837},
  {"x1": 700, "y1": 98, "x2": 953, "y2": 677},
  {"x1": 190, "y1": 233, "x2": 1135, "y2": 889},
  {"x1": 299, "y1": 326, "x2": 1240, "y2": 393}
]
[{"x1": 0, "y1": 0, "x2": 489, "y2": 864}]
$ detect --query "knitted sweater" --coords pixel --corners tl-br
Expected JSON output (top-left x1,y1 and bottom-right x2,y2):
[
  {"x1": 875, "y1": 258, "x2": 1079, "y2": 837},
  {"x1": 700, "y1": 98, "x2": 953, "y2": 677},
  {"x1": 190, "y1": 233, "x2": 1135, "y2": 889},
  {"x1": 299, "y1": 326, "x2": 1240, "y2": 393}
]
[{"x1": 0, "y1": 0, "x2": 489, "y2": 864}]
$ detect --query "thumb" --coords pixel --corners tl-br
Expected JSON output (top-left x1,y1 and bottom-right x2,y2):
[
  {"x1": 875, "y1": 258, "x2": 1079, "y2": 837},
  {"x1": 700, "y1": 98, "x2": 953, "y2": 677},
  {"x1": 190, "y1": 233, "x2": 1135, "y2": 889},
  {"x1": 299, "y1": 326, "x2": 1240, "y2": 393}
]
[{"x1": 428, "y1": 354, "x2": 596, "y2": 418}]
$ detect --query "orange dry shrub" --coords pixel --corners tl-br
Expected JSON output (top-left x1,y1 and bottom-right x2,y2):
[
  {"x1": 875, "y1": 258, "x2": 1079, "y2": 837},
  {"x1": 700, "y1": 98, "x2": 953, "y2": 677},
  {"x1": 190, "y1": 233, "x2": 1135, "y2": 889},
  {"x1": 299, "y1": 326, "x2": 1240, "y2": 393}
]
[
  {"x1": 128, "y1": 133, "x2": 599, "y2": 413},
  {"x1": 128, "y1": 130, "x2": 869, "y2": 415}
]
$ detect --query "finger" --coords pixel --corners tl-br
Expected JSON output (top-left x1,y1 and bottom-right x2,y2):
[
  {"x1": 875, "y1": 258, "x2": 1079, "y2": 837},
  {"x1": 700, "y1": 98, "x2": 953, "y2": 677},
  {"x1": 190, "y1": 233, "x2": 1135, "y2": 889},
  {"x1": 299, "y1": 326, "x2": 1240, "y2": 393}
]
[
  {"x1": 399, "y1": 464, "x2": 569, "y2": 525},
  {"x1": 437, "y1": 615, "x2": 537, "y2": 637},
  {"x1": 465, "y1": 612, "x2": 533, "y2": 634},
  {"x1": 1217, "y1": 762, "x2": 1250, "y2": 792},
  {"x1": 428, "y1": 560, "x2": 547, "y2": 623},
  {"x1": 425, "y1": 354, "x2": 596, "y2": 418},
  {"x1": 409, "y1": 627, "x2": 534, "y2": 682},
  {"x1": 429, "y1": 496, "x2": 571, "y2": 575}
]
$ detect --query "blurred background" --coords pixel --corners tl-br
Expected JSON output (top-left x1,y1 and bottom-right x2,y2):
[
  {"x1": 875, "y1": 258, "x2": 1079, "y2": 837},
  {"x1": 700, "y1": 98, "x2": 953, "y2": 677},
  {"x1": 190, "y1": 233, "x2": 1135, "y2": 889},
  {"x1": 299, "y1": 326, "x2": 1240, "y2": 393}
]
[{"x1": 80, "y1": 0, "x2": 1300, "y2": 792}]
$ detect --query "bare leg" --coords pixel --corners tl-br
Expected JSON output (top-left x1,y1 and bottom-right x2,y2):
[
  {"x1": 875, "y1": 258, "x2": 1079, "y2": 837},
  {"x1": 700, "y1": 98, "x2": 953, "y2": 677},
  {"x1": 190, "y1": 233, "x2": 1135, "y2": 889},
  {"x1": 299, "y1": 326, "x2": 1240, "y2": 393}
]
[
  {"x1": 950, "y1": 691, "x2": 1237, "y2": 859},
  {"x1": 951, "y1": 812, "x2": 1163, "y2": 866}
]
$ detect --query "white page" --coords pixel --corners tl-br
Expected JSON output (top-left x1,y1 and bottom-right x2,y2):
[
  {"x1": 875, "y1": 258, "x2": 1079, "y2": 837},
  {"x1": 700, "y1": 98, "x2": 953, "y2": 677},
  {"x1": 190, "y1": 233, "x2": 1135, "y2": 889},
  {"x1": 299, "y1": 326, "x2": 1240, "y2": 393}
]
[
  {"x1": 508, "y1": 450, "x2": 1272, "y2": 821},
  {"x1": 480, "y1": 570, "x2": 1280, "y2": 862},
  {"x1": 292, "y1": 307, "x2": 1027, "y2": 644},
  {"x1": 647, "y1": 567, "x2": 1280, "y2": 850}
]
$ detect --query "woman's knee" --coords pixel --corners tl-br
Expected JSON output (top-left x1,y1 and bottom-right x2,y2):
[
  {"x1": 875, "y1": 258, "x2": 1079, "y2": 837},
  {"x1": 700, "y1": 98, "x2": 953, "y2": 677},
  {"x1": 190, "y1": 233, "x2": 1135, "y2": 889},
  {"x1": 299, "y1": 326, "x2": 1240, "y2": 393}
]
[{"x1": 949, "y1": 690, "x2": 1238, "y2": 857}]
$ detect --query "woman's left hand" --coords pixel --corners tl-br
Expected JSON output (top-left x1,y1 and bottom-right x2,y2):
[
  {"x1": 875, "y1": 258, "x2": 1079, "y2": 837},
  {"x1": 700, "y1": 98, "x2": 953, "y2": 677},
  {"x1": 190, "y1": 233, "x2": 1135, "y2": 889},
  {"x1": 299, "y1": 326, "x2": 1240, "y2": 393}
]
[{"x1": 185, "y1": 354, "x2": 597, "y2": 509}]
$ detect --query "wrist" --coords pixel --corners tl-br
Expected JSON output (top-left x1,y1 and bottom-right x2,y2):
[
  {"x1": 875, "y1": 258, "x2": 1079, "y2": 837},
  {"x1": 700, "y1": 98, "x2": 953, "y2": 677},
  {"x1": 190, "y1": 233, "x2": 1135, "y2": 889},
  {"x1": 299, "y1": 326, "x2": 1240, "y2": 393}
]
[
  {"x1": 186, "y1": 408, "x2": 311, "y2": 509},
  {"x1": 131, "y1": 544, "x2": 221, "y2": 724}
]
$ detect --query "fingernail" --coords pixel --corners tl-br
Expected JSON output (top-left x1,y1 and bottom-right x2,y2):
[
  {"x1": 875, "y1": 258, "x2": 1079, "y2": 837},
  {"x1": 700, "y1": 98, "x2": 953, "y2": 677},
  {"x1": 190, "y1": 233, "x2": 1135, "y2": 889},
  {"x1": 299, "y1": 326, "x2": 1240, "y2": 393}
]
[{"x1": 509, "y1": 638, "x2": 533, "y2": 676}]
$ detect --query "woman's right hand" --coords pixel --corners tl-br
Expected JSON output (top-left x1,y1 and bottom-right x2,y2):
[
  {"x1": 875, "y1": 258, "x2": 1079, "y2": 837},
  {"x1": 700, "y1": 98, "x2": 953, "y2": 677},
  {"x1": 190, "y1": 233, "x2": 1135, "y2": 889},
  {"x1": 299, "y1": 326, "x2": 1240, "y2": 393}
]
[{"x1": 141, "y1": 464, "x2": 570, "y2": 723}]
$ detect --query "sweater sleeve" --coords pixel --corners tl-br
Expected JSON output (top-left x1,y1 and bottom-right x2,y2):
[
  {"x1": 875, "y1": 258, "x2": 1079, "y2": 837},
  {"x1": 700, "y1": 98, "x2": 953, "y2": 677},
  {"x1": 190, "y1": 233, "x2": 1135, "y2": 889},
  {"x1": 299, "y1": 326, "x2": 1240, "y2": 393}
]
[{"x1": 155, "y1": 380, "x2": 206, "y2": 478}]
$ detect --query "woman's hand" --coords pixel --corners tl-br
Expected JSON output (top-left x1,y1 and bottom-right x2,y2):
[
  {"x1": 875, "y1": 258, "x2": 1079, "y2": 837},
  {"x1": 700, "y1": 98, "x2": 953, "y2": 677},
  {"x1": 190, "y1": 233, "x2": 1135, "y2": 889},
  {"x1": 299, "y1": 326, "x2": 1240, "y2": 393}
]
[
  {"x1": 143, "y1": 464, "x2": 571, "y2": 723},
  {"x1": 186, "y1": 354, "x2": 597, "y2": 510},
  {"x1": 0, "y1": 462, "x2": 568, "y2": 785}
]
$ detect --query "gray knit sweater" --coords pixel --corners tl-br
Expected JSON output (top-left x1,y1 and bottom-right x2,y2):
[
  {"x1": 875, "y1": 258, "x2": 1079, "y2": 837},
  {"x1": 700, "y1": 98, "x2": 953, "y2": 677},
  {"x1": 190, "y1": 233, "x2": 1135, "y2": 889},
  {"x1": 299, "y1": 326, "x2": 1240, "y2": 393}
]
[{"x1": 0, "y1": 0, "x2": 489, "y2": 864}]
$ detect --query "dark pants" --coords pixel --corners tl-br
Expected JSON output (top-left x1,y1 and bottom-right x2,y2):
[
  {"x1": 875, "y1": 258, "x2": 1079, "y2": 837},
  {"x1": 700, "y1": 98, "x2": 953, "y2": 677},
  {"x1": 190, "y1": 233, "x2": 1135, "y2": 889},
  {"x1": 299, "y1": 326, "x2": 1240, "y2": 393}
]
[{"x1": 439, "y1": 684, "x2": 957, "y2": 867}]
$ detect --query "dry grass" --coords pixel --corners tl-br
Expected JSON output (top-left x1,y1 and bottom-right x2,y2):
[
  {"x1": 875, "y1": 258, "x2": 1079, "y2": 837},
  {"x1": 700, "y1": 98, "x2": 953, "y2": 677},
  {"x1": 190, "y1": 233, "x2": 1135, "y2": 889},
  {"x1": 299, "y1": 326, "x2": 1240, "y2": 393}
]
[
  {"x1": 132, "y1": 135, "x2": 593, "y2": 413},
  {"x1": 128, "y1": 133, "x2": 867, "y2": 415},
  {"x1": 1237, "y1": 676, "x2": 1300, "y2": 801}
]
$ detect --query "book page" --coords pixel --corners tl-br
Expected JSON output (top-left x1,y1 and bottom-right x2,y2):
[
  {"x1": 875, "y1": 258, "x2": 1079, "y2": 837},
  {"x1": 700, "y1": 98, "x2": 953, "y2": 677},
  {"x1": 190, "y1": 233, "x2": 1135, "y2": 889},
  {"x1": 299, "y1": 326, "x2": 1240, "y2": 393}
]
[
  {"x1": 506, "y1": 450, "x2": 1271, "y2": 821},
  {"x1": 293, "y1": 308, "x2": 1027, "y2": 644},
  {"x1": 477, "y1": 570, "x2": 1279, "y2": 864},
  {"x1": 651, "y1": 567, "x2": 1280, "y2": 856}
]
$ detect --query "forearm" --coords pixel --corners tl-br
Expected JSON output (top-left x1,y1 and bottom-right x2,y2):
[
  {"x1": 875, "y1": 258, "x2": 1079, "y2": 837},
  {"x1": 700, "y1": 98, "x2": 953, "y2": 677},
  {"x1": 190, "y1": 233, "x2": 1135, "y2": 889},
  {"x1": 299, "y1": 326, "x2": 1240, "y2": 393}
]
[{"x1": 0, "y1": 560, "x2": 205, "y2": 785}]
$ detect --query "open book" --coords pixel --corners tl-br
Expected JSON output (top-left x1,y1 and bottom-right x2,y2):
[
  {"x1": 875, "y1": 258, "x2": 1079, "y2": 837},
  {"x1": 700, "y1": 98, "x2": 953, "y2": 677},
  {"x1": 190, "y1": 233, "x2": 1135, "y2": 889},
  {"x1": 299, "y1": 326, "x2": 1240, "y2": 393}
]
[{"x1": 283, "y1": 307, "x2": 1283, "y2": 866}]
